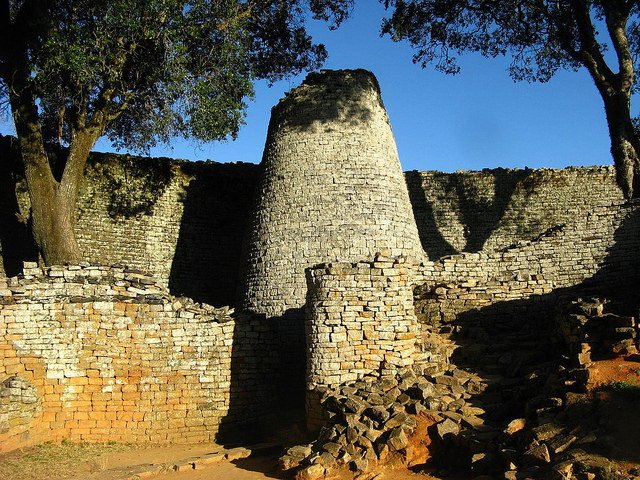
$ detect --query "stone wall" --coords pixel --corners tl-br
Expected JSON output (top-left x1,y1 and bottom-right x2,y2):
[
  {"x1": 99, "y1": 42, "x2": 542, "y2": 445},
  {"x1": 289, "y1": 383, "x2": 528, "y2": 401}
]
[
  {"x1": 1, "y1": 131, "x2": 630, "y2": 310},
  {"x1": 414, "y1": 201, "x2": 640, "y2": 333},
  {"x1": 405, "y1": 166, "x2": 624, "y2": 259},
  {"x1": 0, "y1": 137, "x2": 259, "y2": 306},
  {"x1": 0, "y1": 264, "x2": 276, "y2": 452},
  {"x1": 300, "y1": 200, "x2": 639, "y2": 444},
  {"x1": 304, "y1": 254, "x2": 419, "y2": 430}
]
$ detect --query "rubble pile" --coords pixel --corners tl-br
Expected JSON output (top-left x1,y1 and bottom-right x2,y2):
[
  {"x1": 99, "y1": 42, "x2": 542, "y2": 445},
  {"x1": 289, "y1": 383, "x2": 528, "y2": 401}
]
[{"x1": 557, "y1": 297, "x2": 639, "y2": 366}]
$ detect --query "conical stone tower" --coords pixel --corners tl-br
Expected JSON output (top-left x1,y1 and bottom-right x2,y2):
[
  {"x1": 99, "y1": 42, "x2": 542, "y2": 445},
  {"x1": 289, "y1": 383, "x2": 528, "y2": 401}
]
[{"x1": 238, "y1": 69, "x2": 424, "y2": 316}]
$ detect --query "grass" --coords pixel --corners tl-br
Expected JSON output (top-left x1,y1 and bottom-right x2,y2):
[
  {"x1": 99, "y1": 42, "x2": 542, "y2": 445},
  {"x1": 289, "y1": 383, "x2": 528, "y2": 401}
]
[
  {"x1": 604, "y1": 381, "x2": 640, "y2": 399},
  {"x1": 0, "y1": 441, "x2": 133, "y2": 480}
]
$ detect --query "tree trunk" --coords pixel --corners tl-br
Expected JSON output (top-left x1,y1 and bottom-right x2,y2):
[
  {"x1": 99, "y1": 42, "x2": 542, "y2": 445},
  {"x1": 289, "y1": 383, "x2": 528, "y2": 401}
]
[
  {"x1": 28, "y1": 178, "x2": 81, "y2": 265},
  {"x1": 22, "y1": 130, "x2": 98, "y2": 266},
  {"x1": 602, "y1": 92, "x2": 640, "y2": 199},
  {"x1": 10, "y1": 82, "x2": 97, "y2": 266}
]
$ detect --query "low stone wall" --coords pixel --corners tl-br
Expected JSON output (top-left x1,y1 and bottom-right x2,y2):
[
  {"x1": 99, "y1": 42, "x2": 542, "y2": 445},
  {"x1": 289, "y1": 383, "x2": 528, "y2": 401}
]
[
  {"x1": 304, "y1": 254, "x2": 419, "y2": 430},
  {"x1": 414, "y1": 202, "x2": 640, "y2": 330},
  {"x1": 0, "y1": 264, "x2": 276, "y2": 452}
]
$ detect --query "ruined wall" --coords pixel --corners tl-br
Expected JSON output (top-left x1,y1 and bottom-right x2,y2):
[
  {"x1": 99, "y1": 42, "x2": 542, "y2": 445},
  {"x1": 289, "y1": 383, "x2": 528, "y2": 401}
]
[
  {"x1": 304, "y1": 254, "x2": 419, "y2": 430},
  {"x1": 302, "y1": 201, "x2": 640, "y2": 426},
  {"x1": 414, "y1": 201, "x2": 640, "y2": 334},
  {"x1": 237, "y1": 70, "x2": 425, "y2": 318},
  {"x1": 0, "y1": 264, "x2": 276, "y2": 452}
]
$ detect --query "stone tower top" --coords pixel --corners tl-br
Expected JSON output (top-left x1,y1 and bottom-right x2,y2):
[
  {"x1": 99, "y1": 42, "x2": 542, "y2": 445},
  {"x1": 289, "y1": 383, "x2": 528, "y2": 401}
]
[{"x1": 269, "y1": 69, "x2": 386, "y2": 132}]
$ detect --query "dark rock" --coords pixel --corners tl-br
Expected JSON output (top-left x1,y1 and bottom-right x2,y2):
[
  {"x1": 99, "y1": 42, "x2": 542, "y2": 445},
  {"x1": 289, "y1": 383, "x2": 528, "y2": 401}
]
[
  {"x1": 344, "y1": 395, "x2": 366, "y2": 413},
  {"x1": 522, "y1": 443, "x2": 551, "y2": 466},
  {"x1": 548, "y1": 434, "x2": 577, "y2": 454},
  {"x1": 364, "y1": 405, "x2": 390, "y2": 423},
  {"x1": 387, "y1": 427, "x2": 409, "y2": 451},
  {"x1": 531, "y1": 422, "x2": 564, "y2": 442}
]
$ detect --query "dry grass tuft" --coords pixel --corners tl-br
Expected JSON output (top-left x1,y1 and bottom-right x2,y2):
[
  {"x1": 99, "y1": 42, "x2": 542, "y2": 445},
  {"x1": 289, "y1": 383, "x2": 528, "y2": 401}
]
[{"x1": 0, "y1": 441, "x2": 133, "y2": 480}]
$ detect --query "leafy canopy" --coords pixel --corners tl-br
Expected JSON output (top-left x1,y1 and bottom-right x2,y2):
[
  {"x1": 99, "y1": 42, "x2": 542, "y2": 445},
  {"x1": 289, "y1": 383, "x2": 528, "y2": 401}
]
[
  {"x1": 0, "y1": 0, "x2": 352, "y2": 152},
  {"x1": 381, "y1": 0, "x2": 640, "y2": 88}
]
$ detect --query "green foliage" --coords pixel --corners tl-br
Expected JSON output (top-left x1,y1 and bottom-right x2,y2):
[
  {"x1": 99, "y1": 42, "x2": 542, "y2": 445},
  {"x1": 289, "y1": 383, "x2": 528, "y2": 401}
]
[
  {"x1": 0, "y1": 0, "x2": 354, "y2": 153},
  {"x1": 381, "y1": 1, "x2": 639, "y2": 86}
]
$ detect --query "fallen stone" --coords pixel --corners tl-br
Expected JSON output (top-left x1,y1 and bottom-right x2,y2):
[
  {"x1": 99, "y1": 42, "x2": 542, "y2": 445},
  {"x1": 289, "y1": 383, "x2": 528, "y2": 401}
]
[
  {"x1": 522, "y1": 443, "x2": 551, "y2": 466},
  {"x1": 548, "y1": 434, "x2": 577, "y2": 454},
  {"x1": 350, "y1": 457, "x2": 369, "y2": 472},
  {"x1": 344, "y1": 395, "x2": 367, "y2": 414},
  {"x1": 435, "y1": 418, "x2": 460, "y2": 442},
  {"x1": 531, "y1": 422, "x2": 564, "y2": 442},
  {"x1": 504, "y1": 418, "x2": 527, "y2": 435},
  {"x1": 387, "y1": 427, "x2": 409, "y2": 451},
  {"x1": 295, "y1": 464, "x2": 325, "y2": 480},
  {"x1": 323, "y1": 442, "x2": 342, "y2": 458},
  {"x1": 365, "y1": 405, "x2": 390, "y2": 423}
]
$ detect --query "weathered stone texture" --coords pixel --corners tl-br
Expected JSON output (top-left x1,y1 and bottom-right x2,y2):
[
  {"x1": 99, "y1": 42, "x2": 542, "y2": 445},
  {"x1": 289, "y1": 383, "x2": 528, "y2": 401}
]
[
  {"x1": 237, "y1": 70, "x2": 425, "y2": 317},
  {"x1": 0, "y1": 142, "x2": 259, "y2": 306},
  {"x1": 414, "y1": 202, "x2": 640, "y2": 328},
  {"x1": 304, "y1": 254, "x2": 419, "y2": 430},
  {"x1": 405, "y1": 166, "x2": 624, "y2": 259},
  {"x1": 0, "y1": 264, "x2": 276, "y2": 452}
]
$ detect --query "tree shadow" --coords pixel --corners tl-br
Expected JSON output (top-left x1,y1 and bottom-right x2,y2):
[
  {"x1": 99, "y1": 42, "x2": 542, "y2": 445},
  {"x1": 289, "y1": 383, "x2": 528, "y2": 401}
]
[
  {"x1": 405, "y1": 170, "x2": 457, "y2": 259},
  {"x1": 168, "y1": 162, "x2": 259, "y2": 307},
  {"x1": 270, "y1": 69, "x2": 378, "y2": 133},
  {"x1": 0, "y1": 135, "x2": 37, "y2": 276},
  {"x1": 454, "y1": 169, "x2": 532, "y2": 252},
  {"x1": 420, "y1": 203, "x2": 640, "y2": 473},
  {"x1": 405, "y1": 169, "x2": 533, "y2": 259}
]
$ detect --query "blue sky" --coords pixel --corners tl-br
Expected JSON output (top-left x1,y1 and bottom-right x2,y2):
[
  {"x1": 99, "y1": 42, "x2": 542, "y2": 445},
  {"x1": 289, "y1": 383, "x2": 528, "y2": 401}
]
[{"x1": 1, "y1": 2, "x2": 634, "y2": 172}]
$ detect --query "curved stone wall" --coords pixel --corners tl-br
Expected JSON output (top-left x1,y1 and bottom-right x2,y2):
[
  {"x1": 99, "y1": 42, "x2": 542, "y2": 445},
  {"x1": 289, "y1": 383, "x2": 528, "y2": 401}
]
[{"x1": 238, "y1": 69, "x2": 424, "y2": 317}]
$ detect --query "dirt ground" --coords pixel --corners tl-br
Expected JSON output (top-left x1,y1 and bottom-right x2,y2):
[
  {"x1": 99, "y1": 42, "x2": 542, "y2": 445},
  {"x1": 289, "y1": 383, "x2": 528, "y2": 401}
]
[
  {"x1": 0, "y1": 442, "x2": 444, "y2": 480},
  {"x1": 2, "y1": 357, "x2": 638, "y2": 480}
]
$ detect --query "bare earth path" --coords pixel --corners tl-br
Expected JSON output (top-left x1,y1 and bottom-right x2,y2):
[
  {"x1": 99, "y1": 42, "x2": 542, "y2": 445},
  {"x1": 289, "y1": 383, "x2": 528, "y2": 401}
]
[{"x1": 0, "y1": 442, "x2": 446, "y2": 480}]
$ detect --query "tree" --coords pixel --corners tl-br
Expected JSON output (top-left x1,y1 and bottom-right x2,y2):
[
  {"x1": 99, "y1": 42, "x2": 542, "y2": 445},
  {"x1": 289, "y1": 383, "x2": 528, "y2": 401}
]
[
  {"x1": 381, "y1": 0, "x2": 640, "y2": 199},
  {"x1": 0, "y1": 0, "x2": 352, "y2": 266}
]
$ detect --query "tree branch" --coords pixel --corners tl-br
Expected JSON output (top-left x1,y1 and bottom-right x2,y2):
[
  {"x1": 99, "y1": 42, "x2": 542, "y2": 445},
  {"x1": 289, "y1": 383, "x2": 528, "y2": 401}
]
[
  {"x1": 570, "y1": 0, "x2": 616, "y2": 93},
  {"x1": 602, "y1": 1, "x2": 635, "y2": 93}
]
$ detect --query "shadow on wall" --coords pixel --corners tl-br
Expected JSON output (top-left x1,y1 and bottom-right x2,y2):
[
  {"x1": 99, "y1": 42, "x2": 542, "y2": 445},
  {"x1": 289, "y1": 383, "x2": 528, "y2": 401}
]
[
  {"x1": 168, "y1": 163, "x2": 259, "y2": 307},
  {"x1": 453, "y1": 169, "x2": 532, "y2": 252},
  {"x1": 417, "y1": 204, "x2": 640, "y2": 472},
  {"x1": 405, "y1": 169, "x2": 533, "y2": 259},
  {"x1": 0, "y1": 136, "x2": 37, "y2": 276},
  {"x1": 272, "y1": 69, "x2": 378, "y2": 133},
  {"x1": 405, "y1": 171, "x2": 457, "y2": 259},
  {"x1": 218, "y1": 308, "x2": 307, "y2": 445}
]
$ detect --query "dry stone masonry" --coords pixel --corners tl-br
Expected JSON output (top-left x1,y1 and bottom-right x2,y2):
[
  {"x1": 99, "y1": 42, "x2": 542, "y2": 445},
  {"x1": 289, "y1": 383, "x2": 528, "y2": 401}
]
[
  {"x1": 305, "y1": 254, "x2": 419, "y2": 431},
  {"x1": 0, "y1": 263, "x2": 276, "y2": 452},
  {"x1": 237, "y1": 70, "x2": 425, "y2": 317},
  {"x1": 1, "y1": 69, "x2": 640, "y2": 474}
]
